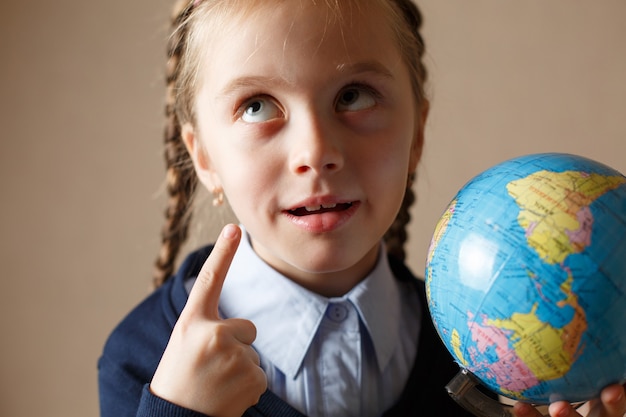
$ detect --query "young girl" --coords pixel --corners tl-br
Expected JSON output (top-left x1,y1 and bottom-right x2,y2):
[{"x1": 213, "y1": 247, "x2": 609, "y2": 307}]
[{"x1": 98, "y1": 1, "x2": 626, "y2": 416}]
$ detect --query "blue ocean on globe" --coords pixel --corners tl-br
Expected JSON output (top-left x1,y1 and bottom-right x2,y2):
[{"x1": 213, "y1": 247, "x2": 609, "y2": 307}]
[{"x1": 425, "y1": 153, "x2": 626, "y2": 404}]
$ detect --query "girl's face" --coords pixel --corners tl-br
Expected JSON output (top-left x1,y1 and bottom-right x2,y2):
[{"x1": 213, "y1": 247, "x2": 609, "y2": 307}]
[{"x1": 184, "y1": 1, "x2": 425, "y2": 296}]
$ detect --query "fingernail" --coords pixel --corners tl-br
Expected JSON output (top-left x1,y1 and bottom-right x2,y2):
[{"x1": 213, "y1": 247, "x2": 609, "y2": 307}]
[
  {"x1": 557, "y1": 408, "x2": 569, "y2": 417},
  {"x1": 222, "y1": 224, "x2": 238, "y2": 239},
  {"x1": 606, "y1": 384, "x2": 625, "y2": 404}
]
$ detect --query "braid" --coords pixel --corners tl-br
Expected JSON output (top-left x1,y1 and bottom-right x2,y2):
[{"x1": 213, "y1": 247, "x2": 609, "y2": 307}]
[
  {"x1": 383, "y1": 0, "x2": 428, "y2": 261},
  {"x1": 153, "y1": 0, "x2": 198, "y2": 288},
  {"x1": 384, "y1": 175, "x2": 416, "y2": 262}
]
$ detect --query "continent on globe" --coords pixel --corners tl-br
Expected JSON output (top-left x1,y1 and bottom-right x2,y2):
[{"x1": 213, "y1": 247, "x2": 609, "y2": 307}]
[{"x1": 506, "y1": 170, "x2": 625, "y2": 264}]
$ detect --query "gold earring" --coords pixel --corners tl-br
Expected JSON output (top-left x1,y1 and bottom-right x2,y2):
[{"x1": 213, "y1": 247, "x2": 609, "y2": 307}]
[{"x1": 212, "y1": 187, "x2": 224, "y2": 207}]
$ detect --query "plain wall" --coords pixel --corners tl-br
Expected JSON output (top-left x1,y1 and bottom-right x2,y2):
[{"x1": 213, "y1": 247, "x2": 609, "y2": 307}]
[{"x1": 1, "y1": 1, "x2": 624, "y2": 416}]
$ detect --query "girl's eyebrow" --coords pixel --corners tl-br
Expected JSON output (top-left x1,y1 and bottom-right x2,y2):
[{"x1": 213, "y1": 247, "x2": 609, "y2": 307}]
[
  {"x1": 217, "y1": 76, "x2": 290, "y2": 100},
  {"x1": 216, "y1": 60, "x2": 395, "y2": 100},
  {"x1": 335, "y1": 60, "x2": 394, "y2": 79}
]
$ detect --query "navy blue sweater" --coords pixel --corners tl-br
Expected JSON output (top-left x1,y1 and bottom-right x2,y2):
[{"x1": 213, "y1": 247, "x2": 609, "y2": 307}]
[{"x1": 98, "y1": 245, "x2": 482, "y2": 416}]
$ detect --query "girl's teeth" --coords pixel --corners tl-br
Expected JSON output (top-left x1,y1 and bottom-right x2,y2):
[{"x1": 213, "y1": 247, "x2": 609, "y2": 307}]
[{"x1": 304, "y1": 203, "x2": 337, "y2": 212}]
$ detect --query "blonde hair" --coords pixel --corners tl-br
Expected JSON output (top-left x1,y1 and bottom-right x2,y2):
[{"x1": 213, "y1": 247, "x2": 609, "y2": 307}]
[{"x1": 154, "y1": 0, "x2": 428, "y2": 287}]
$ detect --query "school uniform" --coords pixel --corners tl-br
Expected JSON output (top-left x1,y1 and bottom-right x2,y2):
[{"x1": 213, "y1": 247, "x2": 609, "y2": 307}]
[{"x1": 98, "y1": 234, "x2": 481, "y2": 417}]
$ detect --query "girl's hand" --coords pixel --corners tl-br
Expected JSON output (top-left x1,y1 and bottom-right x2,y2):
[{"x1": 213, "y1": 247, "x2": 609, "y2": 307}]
[
  {"x1": 150, "y1": 224, "x2": 267, "y2": 417},
  {"x1": 513, "y1": 383, "x2": 626, "y2": 417}
]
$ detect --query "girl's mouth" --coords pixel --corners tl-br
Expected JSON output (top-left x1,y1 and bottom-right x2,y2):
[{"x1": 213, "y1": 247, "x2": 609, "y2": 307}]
[
  {"x1": 284, "y1": 201, "x2": 359, "y2": 233},
  {"x1": 288, "y1": 202, "x2": 354, "y2": 216}
]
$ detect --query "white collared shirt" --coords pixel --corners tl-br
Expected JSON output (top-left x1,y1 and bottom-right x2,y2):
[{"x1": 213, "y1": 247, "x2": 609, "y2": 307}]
[{"x1": 189, "y1": 229, "x2": 421, "y2": 417}]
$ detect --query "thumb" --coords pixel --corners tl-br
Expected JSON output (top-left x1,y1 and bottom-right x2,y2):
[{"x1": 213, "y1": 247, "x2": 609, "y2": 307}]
[{"x1": 185, "y1": 224, "x2": 241, "y2": 320}]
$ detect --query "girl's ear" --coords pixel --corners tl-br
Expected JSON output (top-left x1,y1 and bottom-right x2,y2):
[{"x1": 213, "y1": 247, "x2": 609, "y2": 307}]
[
  {"x1": 181, "y1": 122, "x2": 223, "y2": 192},
  {"x1": 409, "y1": 99, "x2": 429, "y2": 173}
]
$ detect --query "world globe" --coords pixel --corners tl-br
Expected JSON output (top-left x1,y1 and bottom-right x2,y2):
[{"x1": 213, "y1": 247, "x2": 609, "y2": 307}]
[{"x1": 425, "y1": 152, "x2": 626, "y2": 407}]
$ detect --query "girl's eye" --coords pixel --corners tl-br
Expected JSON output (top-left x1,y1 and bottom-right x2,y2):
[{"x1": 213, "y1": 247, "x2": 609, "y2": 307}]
[
  {"x1": 240, "y1": 97, "x2": 282, "y2": 123},
  {"x1": 336, "y1": 86, "x2": 377, "y2": 112}
]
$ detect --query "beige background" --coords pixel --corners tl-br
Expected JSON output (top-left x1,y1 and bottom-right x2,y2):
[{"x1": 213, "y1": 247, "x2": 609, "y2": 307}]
[{"x1": 1, "y1": 1, "x2": 624, "y2": 416}]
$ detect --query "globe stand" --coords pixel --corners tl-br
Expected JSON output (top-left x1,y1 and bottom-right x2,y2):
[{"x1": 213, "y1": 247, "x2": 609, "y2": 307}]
[
  {"x1": 446, "y1": 368, "x2": 554, "y2": 417},
  {"x1": 447, "y1": 368, "x2": 595, "y2": 417}
]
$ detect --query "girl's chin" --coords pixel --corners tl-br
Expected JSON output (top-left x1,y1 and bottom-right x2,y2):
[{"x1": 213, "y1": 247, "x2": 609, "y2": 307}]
[{"x1": 273, "y1": 247, "x2": 379, "y2": 287}]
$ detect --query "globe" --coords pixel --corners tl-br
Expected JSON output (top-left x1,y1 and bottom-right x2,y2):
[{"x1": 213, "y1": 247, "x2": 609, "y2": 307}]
[{"x1": 425, "y1": 152, "x2": 626, "y2": 406}]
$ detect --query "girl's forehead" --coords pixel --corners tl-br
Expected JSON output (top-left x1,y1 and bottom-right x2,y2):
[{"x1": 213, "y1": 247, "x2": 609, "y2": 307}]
[
  {"x1": 204, "y1": 2, "x2": 400, "y2": 75},
  {"x1": 199, "y1": 0, "x2": 397, "y2": 56}
]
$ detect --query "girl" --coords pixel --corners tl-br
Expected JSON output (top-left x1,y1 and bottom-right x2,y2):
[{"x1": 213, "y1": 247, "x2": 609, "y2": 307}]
[{"x1": 98, "y1": 1, "x2": 626, "y2": 416}]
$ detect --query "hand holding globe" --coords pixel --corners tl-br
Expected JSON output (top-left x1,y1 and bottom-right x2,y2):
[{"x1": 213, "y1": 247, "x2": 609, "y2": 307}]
[{"x1": 425, "y1": 153, "x2": 626, "y2": 416}]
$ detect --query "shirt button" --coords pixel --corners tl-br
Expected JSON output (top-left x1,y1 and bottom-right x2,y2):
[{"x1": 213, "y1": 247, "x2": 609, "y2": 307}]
[{"x1": 326, "y1": 303, "x2": 349, "y2": 323}]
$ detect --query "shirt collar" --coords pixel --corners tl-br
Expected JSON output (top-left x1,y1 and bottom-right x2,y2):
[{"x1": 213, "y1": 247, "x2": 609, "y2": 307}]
[{"x1": 218, "y1": 227, "x2": 402, "y2": 379}]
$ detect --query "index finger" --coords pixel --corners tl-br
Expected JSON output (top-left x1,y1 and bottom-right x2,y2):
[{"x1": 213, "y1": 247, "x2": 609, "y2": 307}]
[{"x1": 185, "y1": 223, "x2": 241, "y2": 320}]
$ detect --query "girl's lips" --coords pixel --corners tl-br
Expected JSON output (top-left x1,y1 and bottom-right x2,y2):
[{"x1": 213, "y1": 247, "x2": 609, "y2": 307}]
[
  {"x1": 287, "y1": 202, "x2": 354, "y2": 217},
  {"x1": 284, "y1": 201, "x2": 360, "y2": 233}
]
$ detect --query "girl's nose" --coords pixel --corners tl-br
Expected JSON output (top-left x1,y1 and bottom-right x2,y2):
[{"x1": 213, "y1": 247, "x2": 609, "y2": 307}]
[{"x1": 289, "y1": 115, "x2": 344, "y2": 175}]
